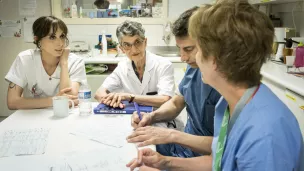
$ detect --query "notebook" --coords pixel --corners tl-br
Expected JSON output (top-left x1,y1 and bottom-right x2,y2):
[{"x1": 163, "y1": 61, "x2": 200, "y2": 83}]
[{"x1": 94, "y1": 101, "x2": 153, "y2": 114}]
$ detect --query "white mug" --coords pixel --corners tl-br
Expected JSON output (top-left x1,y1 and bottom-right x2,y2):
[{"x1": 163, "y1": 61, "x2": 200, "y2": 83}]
[{"x1": 52, "y1": 96, "x2": 74, "y2": 118}]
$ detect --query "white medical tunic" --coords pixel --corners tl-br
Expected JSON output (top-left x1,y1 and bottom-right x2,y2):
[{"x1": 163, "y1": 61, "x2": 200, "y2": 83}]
[
  {"x1": 102, "y1": 51, "x2": 175, "y2": 97},
  {"x1": 5, "y1": 49, "x2": 86, "y2": 98}
]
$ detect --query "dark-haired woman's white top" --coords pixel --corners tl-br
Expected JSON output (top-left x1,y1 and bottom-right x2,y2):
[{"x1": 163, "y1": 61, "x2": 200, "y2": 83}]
[{"x1": 5, "y1": 49, "x2": 87, "y2": 98}]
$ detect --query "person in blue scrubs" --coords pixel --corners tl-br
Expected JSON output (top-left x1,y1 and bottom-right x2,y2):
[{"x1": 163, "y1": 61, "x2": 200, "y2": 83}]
[
  {"x1": 127, "y1": 1, "x2": 303, "y2": 170},
  {"x1": 127, "y1": 5, "x2": 221, "y2": 170}
]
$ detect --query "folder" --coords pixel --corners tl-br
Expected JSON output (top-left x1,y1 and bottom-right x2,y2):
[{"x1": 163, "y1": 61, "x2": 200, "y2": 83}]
[{"x1": 94, "y1": 101, "x2": 153, "y2": 114}]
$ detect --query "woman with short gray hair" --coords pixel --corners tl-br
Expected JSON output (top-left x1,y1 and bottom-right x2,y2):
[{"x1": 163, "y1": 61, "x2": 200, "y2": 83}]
[
  {"x1": 116, "y1": 20, "x2": 145, "y2": 42},
  {"x1": 95, "y1": 20, "x2": 175, "y2": 109}
]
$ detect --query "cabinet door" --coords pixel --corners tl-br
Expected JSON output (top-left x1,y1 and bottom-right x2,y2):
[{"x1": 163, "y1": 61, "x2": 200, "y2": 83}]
[
  {"x1": 172, "y1": 63, "x2": 188, "y2": 126},
  {"x1": 262, "y1": 78, "x2": 304, "y2": 136},
  {"x1": 87, "y1": 74, "x2": 110, "y2": 102},
  {"x1": 173, "y1": 63, "x2": 187, "y2": 86},
  {"x1": 284, "y1": 89, "x2": 304, "y2": 136}
]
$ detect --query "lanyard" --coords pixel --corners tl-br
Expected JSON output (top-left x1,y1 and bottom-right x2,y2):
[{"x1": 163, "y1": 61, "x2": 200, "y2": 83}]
[{"x1": 214, "y1": 85, "x2": 260, "y2": 171}]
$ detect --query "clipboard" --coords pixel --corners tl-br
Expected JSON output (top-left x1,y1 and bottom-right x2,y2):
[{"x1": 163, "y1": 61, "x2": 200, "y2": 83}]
[{"x1": 93, "y1": 101, "x2": 153, "y2": 114}]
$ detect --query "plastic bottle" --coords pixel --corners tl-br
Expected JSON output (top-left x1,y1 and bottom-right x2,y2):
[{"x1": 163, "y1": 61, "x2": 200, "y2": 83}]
[
  {"x1": 102, "y1": 30, "x2": 108, "y2": 57},
  {"x1": 71, "y1": 1, "x2": 78, "y2": 18},
  {"x1": 294, "y1": 42, "x2": 304, "y2": 68},
  {"x1": 79, "y1": 6, "x2": 83, "y2": 18},
  {"x1": 78, "y1": 81, "x2": 92, "y2": 116}
]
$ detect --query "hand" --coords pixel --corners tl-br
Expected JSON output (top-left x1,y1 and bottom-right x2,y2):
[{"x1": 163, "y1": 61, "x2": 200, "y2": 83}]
[
  {"x1": 102, "y1": 92, "x2": 130, "y2": 108},
  {"x1": 127, "y1": 126, "x2": 174, "y2": 147},
  {"x1": 126, "y1": 148, "x2": 169, "y2": 171},
  {"x1": 131, "y1": 112, "x2": 153, "y2": 129},
  {"x1": 56, "y1": 87, "x2": 79, "y2": 107},
  {"x1": 94, "y1": 92, "x2": 107, "y2": 103},
  {"x1": 59, "y1": 48, "x2": 70, "y2": 66}
]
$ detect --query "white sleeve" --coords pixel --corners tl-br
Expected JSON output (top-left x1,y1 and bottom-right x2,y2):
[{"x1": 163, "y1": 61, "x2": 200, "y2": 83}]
[
  {"x1": 69, "y1": 58, "x2": 87, "y2": 83},
  {"x1": 157, "y1": 62, "x2": 175, "y2": 97},
  {"x1": 101, "y1": 65, "x2": 122, "y2": 92},
  {"x1": 5, "y1": 55, "x2": 27, "y2": 88}
]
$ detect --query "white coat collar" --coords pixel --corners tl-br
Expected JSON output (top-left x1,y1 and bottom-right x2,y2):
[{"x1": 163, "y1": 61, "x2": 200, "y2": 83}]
[
  {"x1": 126, "y1": 51, "x2": 154, "y2": 72},
  {"x1": 126, "y1": 51, "x2": 155, "y2": 94}
]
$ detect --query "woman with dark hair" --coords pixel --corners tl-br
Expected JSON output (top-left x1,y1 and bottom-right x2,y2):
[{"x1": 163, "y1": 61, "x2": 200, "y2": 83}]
[
  {"x1": 94, "y1": 0, "x2": 110, "y2": 9},
  {"x1": 5, "y1": 16, "x2": 86, "y2": 110}
]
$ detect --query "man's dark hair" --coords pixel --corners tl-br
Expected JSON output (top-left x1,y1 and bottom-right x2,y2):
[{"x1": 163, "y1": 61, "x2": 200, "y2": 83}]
[{"x1": 172, "y1": 6, "x2": 199, "y2": 37}]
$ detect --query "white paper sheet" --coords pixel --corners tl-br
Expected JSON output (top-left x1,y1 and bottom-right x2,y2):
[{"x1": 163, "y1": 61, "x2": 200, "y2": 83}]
[
  {"x1": 23, "y1": 17, "x2": 36, "y2": 42},
  {"x1": 70, "y1": 118, "x2": 133, "y2": 148},
  {"x1": 0, "y1": 20, "x2": 22, "y2": 38},
  {"x1": 0, "y1": 155, "x2": 55, "y2": 171},
  {"x1": 0, "y1": 128, "x2": 50, "y2": 157},
  {"x1": 19, "y1": 0, "x2": 36, "y2": 16},
  {"x1": 51, "y1": 149, "x2": 133, "y2": 171}
]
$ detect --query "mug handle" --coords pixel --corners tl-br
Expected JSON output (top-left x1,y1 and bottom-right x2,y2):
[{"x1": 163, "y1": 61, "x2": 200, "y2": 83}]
[
  {"x1": 68, "y1": 99, "x2": 75, "y2": 113},
  {"x1": 102, "y1": 64, "x2": 108, "y2": 71}
]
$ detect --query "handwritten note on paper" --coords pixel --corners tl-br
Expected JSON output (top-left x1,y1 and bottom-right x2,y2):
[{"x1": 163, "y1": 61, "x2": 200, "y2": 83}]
[
  {"x1": 70, "y1": 124, "x2": 132, "y2": 148},
  {"x1": 0, "y1": 128, "x2": 50, "y2": 157},
  {"x1": 70, "y1": 117, "x2": 133, "y2": 148},
  {"x1": 19, "y1": 0, "x2": 37, "y2": 16},
  {"x1": 51, "y1": 150, "x2": 132, "y2": 171},
  {"x1": 0, "y1": 20, "x2": 22, "y2": 38}
]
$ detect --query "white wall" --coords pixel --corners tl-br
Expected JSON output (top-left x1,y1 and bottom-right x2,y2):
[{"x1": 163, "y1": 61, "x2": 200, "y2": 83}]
[
  {"x1": 67, "y1": 24, "x2": 172, "y2": 47},
  {"x1": 168, "y1": 0, "x2": 213, "y2": 18}
]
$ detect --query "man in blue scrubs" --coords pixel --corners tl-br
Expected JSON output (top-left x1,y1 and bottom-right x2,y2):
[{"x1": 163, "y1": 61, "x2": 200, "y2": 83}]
[{"x1": 127, "y1": 6, "x2": 221, "y2": 158}]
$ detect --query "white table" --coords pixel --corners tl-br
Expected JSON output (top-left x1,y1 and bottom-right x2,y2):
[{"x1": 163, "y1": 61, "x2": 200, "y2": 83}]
[{"x1": 0, "y1": 103, "x2": 154, "y2": 171}]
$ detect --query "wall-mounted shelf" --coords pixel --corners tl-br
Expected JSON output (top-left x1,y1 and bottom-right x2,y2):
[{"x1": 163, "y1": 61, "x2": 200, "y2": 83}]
[
  {"x1": 250, "y1": 0, "x2": 303, "y2": 5},
  {"x1": 61, "y1": 17, "x2": 166, "y2": 25},
  {"x1": 51, "y1": 0, "x2": 169, "y2": 25}
]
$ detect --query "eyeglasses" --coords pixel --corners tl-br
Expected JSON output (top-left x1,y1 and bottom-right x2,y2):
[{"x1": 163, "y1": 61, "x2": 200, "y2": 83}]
[{"x1": 120, "y1": 39, "x2": 145, "y2": 50}]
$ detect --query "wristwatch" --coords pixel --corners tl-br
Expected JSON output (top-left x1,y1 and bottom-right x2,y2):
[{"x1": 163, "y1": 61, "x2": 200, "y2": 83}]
[{"x1": 129, "y1": 94, "x2": 135, "y2": 103}]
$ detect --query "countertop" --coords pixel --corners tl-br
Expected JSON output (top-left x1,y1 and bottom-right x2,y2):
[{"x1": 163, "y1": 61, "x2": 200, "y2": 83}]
[
  {"x1": 261, "y1": 61, "x2": 304, "y2": 97},
  {"x1": 84, "y1": 57, "x2": 304, "y2": 97},
  {"x1": 83, "y1": 56, "x2": 182, "y2": 64}
]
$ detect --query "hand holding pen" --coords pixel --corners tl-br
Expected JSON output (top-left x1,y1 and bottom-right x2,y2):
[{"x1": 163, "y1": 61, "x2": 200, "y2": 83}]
[
  {"x1": 134, "y1": 102, "x2": 142, "y2": 120},
  {"x1": 131, "y1": 102, "x2": 153, "y2": 129}
]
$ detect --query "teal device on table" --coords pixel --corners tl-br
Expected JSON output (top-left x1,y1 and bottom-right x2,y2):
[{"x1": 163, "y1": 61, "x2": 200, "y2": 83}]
[{"x1": 94, "y1": 101, "x2": 153, "y2": 114}]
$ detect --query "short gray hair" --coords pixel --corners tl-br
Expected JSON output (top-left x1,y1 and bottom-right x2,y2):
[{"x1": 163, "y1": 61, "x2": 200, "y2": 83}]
[{"x1": 116, "y1": 20, "x2": 145, "y2": 42}]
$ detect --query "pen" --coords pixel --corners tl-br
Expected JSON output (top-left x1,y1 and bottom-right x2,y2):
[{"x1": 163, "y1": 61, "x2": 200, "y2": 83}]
[{"x1": 133, "y1": 102, "x2": 142, "y2": 120}]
